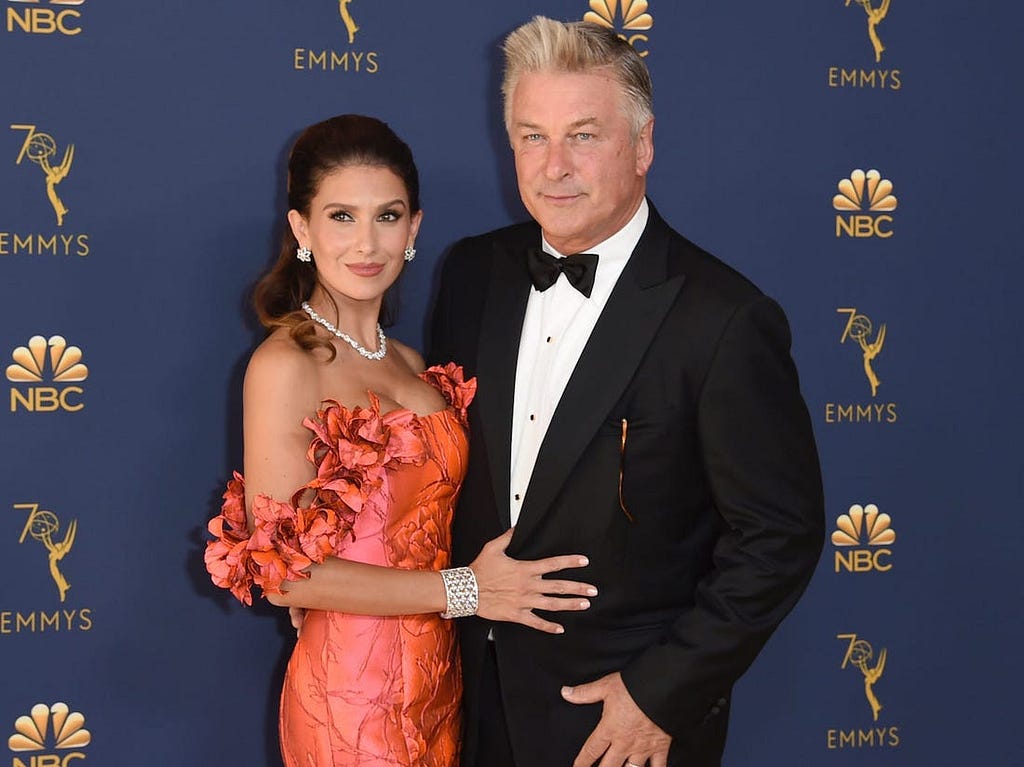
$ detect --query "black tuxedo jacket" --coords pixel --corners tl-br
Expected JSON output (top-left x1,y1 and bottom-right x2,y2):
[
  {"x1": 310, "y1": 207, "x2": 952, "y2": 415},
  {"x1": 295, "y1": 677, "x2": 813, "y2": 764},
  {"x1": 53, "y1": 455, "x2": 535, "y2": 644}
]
[{"x1": 429, "y1": 203, "x2": 824, "y2": 766}]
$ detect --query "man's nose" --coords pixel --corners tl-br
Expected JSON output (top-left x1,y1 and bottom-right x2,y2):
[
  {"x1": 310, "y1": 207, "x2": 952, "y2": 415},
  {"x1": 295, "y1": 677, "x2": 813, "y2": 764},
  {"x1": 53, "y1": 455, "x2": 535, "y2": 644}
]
[{"x1": 543, "y1": 140, "x2": 572, "y2": 181}]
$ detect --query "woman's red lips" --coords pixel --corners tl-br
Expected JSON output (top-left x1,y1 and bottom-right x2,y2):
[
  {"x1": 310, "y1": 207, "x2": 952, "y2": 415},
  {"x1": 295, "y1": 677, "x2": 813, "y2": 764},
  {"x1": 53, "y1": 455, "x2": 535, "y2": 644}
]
[{"x1": 346, "y1": 262, "x2": 385, "y2": 277}]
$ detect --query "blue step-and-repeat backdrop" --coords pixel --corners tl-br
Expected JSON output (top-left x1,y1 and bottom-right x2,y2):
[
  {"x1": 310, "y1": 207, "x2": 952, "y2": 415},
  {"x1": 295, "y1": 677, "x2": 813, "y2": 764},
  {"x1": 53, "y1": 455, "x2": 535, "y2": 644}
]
[{"x1": 2, "y1": 1, "x2": 1020, "y2": 764}]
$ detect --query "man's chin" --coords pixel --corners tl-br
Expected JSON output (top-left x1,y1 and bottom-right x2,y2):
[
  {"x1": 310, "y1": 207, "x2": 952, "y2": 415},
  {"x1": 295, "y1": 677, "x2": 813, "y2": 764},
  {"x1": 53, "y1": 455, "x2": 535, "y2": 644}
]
[{"x1": 532, "y1": 210, "x2": 584, "y2": 238}]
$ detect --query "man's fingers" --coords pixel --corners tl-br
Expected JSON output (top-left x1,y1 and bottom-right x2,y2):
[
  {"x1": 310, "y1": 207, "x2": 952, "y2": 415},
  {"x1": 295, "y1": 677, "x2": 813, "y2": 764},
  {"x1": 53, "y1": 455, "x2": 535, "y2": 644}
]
[
  {"x1": 565, "y1": 674, "x2": 671, "y2": 766},
  {"x1": 596, "y1": 747, "x2": 630, "y2": 767},
  {"x1": 561, "y1": 676, "x2": 606, "y2": 705},
  {"x1": 572, "y1": 731, "x2": 611, "y2": 767}
]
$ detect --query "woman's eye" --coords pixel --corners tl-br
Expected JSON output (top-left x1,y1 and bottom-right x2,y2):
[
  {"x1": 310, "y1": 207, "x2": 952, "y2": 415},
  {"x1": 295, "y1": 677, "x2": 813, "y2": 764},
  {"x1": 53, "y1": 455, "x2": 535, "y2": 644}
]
[
  {"x1": 378, "y1": 210, "x2": 402, "y2": 222},
  {"x1": 330, "y1": 210, "x2": 353, "y2": 222}
]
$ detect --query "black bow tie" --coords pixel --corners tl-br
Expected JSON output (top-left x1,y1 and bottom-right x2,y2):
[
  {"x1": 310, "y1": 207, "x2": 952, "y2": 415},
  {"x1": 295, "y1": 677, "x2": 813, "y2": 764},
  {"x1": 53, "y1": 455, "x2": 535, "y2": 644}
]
[{"x1": 526, "y1": 248, "x2": 599, "y2": 298}]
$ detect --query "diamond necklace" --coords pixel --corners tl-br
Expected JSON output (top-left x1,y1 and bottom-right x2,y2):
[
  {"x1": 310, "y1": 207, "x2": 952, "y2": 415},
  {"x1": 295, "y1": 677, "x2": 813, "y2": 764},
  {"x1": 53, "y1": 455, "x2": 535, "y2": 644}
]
[{"x1": 301, "y1": 302, "x2": 387, "y2": 361}]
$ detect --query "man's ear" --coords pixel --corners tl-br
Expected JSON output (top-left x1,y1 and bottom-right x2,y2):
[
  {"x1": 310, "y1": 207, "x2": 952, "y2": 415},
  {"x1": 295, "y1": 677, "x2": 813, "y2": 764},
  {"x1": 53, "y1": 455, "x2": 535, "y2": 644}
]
[{"x1": 635, "y1": 118, "x2": 654, "y2": 177}]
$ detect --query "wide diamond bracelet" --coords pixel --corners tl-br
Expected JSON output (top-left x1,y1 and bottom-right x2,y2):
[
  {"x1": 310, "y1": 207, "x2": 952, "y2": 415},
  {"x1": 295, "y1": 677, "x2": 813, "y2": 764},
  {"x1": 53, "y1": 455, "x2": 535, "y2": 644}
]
[{"x1": 439, "y1": 566, "x2": 479, "y2": 619}]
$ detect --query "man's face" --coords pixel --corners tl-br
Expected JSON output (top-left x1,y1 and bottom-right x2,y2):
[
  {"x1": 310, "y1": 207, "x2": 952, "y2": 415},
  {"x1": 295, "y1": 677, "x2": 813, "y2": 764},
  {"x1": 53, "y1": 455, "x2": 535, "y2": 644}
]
[{"x1": 509, "y1": 68, "x2": 653, "y2": 255}]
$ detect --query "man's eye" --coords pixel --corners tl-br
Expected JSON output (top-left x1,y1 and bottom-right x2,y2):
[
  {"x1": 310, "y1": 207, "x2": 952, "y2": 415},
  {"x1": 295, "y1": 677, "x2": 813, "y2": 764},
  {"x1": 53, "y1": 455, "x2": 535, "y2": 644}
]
[{"x1": 575, "y1": 132, "x2": 593, "y2": 141}]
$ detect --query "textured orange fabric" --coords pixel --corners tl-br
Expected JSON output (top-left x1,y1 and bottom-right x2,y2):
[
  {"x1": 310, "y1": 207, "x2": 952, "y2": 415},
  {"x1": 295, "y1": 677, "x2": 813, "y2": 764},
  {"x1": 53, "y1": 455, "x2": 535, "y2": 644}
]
[{"x1": 207, "y1": 365, "x2": 475, "y2": 766}]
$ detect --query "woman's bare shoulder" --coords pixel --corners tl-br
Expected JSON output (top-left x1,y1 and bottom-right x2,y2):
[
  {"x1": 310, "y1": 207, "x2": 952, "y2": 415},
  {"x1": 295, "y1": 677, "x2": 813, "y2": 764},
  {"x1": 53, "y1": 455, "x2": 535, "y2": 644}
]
[{"x1": 244, "y1": 330, "x2": 323, "y2": 402}]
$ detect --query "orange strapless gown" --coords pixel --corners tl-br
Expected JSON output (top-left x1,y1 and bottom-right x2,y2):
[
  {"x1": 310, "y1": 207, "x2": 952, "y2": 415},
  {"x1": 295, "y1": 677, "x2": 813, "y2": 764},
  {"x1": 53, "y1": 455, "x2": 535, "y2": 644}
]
[{"x1": 206, "y1": 364, "x2": 475, "y2": 767}]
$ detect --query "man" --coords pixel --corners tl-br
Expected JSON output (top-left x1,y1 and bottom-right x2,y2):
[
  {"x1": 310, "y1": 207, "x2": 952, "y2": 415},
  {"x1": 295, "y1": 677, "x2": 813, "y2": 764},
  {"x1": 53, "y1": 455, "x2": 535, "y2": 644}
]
[{"x1": 429, "y1": 16, "x2": 824, "y2": 767}]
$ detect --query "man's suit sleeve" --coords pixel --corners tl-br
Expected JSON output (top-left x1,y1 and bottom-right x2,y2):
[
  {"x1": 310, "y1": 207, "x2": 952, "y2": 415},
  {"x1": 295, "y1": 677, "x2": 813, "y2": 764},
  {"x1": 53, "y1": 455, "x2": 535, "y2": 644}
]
[{"x1": 620, "y1": 295, "x2": 825, "y2": 737}]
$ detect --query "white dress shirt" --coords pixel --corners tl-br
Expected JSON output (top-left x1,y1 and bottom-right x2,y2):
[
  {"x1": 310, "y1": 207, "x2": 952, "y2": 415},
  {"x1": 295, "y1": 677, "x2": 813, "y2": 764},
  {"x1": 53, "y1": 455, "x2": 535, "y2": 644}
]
[{"x1": 509, "y1": 198, "x2": 649, "y2": 525}]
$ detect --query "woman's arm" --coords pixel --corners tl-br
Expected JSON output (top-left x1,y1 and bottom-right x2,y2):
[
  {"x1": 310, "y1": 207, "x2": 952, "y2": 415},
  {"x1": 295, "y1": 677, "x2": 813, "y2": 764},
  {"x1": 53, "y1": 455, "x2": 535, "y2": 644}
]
[
  {"x1": 271, "y1": 527, "x2": 595, "y2": 633},
  {"x1": 242, "y1": 336, "x2": 320, "y2": 529},
  {"x1": 240, "y1": 337, "x2": 595, "y2": 631},
  {"x1": 266, "y1": 556, "x2": 447, "y2": 614}
]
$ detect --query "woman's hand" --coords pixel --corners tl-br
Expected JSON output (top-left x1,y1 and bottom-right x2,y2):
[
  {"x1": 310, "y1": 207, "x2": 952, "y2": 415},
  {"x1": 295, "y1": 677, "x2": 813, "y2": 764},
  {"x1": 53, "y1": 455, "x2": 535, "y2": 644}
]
[
  {"x1": 469, "y1": 527, "x2": 595, "y2": 633},
  {"x1": 288, "y1": 606, "x2": 304, "y2": 637}
]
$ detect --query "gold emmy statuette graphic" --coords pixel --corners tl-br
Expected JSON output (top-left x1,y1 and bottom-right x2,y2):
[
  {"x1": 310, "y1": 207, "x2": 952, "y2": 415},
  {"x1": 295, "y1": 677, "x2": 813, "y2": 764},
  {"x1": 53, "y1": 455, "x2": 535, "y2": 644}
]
[
  {"x1": 11, "y1": 124, "x2": 74, "y2": 227},
  {"x1": 845, "y1": 0, "x2": 891, "y2": 63},
  {"x1": 838, "y1": 634, "x2": 886, "y2": 721},
  {"x1": 16, "y1": 503, "x2": 76, "y2": 602},
  {"x1": 838, "y1": 308, "x2": 885, "y2": 397},
  {"x1": 584, "y1": 0, "x2": 653, "y2": 32},
  {"x1": 338, "y1": 0, "x2": 358, "y2": 44},
  {"x1": 8, "y1": 702, "x2": 91, "y2": 752}
]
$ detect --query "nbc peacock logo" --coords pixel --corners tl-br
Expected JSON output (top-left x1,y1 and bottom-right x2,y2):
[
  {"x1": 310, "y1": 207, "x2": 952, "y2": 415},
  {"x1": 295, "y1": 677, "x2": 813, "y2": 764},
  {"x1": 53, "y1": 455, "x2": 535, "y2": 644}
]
[
  {"x1": 583, "y1": 0, "x2": 652, "y2": 56},
  {"x1": 833, "y1": 169, "x2": 897, "y2": 238},
  {"x1": 6, "y1": 335, "x2": 88, "y2": 413},
  {"x1": 832, "y1": 503, "x2": 895, "y2": 572},
  {"x1": 6, "y1": 0, "x2": 85, "y2": 36},
  {"x1": 8, "y1": 702, "x2": 90, "y2": 765}
]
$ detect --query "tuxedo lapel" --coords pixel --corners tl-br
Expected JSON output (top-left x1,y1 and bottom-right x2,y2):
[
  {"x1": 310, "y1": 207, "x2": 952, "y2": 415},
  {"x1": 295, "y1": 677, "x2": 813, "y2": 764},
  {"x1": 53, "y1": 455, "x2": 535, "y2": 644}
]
[
  {"x1": 512, "y1": 209, "x2": 686, "y2": 546},
  {"x1": 476, "y1": 234, "x2": 534, "y2": 528}
]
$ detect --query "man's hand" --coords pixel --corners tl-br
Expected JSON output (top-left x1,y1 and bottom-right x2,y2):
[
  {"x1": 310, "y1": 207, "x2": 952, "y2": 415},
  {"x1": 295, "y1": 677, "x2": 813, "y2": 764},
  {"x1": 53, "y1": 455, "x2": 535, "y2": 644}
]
[{"x1": 562, "y1": 672, "x2": 671, "y2": 767}]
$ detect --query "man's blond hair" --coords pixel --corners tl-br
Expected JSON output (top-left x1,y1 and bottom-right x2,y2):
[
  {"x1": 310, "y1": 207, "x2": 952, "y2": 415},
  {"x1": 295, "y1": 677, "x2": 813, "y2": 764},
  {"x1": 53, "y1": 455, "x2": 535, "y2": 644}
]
[{"x1": 502, "y1": 16, "x2": 654, "y2": 140}]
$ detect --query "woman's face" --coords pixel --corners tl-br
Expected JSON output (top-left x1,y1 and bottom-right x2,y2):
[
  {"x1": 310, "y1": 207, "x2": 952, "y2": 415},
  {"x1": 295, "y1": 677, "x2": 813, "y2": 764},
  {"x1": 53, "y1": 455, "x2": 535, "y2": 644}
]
[{"x1": 288, "y1": 164, "x2": 422, "y2": 306}]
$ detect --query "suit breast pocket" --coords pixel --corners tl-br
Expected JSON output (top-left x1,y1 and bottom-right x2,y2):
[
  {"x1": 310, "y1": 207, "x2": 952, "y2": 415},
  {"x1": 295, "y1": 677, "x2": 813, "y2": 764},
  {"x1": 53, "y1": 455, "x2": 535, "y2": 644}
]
[
  {"x1": 597, "y1": 414, "x2": 658, "y2": 524},
  {"x1": 598, "y1": 403, "x2": 702, "y2": 529}
]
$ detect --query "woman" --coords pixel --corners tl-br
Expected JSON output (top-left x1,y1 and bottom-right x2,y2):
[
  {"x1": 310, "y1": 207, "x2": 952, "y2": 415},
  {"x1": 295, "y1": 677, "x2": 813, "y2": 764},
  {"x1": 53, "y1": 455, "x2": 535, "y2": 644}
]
[{"x1": 204, "y1": 115, "x2": 595, "y2": 766}]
